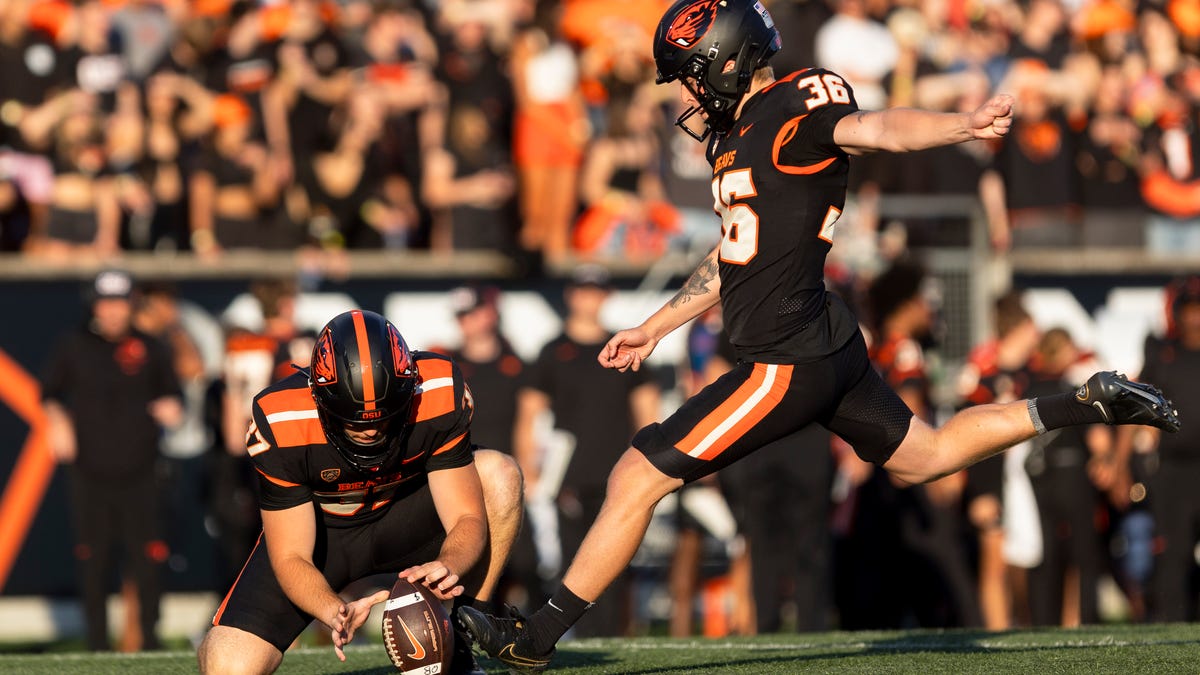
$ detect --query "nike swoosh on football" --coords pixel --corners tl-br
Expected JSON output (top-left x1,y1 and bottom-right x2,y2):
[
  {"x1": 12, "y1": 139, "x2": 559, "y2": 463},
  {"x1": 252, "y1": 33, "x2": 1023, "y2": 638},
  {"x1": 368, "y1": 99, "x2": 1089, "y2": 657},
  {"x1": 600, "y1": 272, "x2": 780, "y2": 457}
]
[{"x1": 399, "y1": 619, "x2": 427, "y2": 660}]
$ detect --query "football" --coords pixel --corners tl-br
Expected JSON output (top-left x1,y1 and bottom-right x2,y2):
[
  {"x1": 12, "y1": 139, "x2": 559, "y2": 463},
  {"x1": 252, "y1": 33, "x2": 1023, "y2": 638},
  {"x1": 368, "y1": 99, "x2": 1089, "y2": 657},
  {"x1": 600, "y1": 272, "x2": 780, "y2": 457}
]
[{"x1": 381, "y1": 577, "x2": 454, "y2": 674}]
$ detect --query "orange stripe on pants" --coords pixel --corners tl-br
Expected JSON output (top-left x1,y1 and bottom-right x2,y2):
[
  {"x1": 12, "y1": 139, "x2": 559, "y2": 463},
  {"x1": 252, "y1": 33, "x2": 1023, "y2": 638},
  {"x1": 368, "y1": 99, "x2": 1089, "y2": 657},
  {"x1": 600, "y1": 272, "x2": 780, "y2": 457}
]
[{"x1": 677, "y1": 363, "x2": 793, "y2": 461}]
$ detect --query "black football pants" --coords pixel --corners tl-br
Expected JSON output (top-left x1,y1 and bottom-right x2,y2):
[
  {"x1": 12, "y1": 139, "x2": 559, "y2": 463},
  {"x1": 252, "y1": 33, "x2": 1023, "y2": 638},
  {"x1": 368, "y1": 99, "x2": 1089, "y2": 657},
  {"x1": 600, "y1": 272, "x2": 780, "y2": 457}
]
[{"x1": 69, "y1": 468, "x2": 165, "y2": 651}]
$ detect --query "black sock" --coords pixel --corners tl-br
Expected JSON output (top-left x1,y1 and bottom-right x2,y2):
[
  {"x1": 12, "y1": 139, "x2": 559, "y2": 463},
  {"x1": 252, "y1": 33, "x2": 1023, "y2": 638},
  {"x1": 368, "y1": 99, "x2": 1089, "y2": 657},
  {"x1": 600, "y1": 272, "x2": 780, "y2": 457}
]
[
  {"x1": 1031, "y1": 392, "x2": 1107, "y2": 432},
  {"x1": 527, "y1": 586, "x2": 591, "y2": 654}
]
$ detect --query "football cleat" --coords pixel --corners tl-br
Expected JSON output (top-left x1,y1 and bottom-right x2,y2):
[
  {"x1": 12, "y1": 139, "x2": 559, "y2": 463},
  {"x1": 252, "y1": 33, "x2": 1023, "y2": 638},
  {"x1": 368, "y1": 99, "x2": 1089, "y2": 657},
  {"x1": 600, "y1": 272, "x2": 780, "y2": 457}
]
[
  {"x1": 456, "y1": 606, "x2": 554, "y2": 674},
  {"x1": 1076, "y1": 371, "x2": 1181, "y2": 432},
  {"x1": 449, "y1": 625, "x2": 486, "y2": 675}
]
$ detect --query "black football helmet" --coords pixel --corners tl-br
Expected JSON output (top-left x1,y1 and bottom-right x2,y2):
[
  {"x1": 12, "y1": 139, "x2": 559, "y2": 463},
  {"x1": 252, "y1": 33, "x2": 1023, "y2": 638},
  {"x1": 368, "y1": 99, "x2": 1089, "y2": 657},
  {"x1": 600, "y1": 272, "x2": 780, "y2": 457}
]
[
  {"x1": 653, "y1": 0, "x2": 782, "y2": 141},
  {"x1": 309, "y1": 310, "x2": 418, "y2": 470}
]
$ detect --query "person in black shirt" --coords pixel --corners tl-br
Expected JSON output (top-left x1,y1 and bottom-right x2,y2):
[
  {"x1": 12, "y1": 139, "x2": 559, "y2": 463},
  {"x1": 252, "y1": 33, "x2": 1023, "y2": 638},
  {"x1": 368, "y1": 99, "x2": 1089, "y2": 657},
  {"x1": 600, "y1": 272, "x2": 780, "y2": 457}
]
[
  {"x1": 42, "y1": 269, "x2": 183, "y2": 651},
  {"x1": 1138, "y1": 277, "x2": 1200, "y2": 621},
  {"x1": 1023, "y1": 328, "x2": 1108, "y2": 627},
  {"x1": 514, "y1": 265, "x2": 660, "y2": 637},
  {"x1": 447, "y1": 285, "x2": 524, "y2": 456},
  {"x1": 445, "y1": 285, "x2": 541, "y2": 610},
  {"x1": 459, "y1": 2, "x2": 1179, "y2": 670}
]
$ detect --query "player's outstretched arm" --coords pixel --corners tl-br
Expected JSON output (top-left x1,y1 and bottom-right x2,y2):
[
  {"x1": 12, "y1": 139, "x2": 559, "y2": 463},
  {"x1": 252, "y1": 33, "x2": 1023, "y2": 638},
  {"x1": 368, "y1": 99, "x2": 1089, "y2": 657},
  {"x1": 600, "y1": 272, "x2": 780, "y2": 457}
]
[
  {"x1": 599, "y1": 245, "x2": 722, "y2": 373},
  {"x1": 833, "y1": 94, "x2": 1014, "y2": 156}
]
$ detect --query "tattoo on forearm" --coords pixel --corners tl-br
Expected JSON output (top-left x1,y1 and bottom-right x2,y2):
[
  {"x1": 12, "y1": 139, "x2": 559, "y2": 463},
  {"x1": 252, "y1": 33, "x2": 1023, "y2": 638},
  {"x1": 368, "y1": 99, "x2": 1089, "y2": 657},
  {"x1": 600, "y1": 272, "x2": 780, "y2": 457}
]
[
  {"x1": 669, "y1": 256, "x2": 719, "y2": 308},
  {"x1": 854, "y1": 111, "x2": 867, "y2": 125}
]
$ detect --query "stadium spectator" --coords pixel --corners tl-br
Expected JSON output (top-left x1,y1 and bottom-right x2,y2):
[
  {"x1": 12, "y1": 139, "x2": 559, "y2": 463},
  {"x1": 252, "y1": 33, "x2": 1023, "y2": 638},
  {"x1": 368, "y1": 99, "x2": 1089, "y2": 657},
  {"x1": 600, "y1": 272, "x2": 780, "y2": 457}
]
[
  {"x1": 189, "y1": 93, "x2": 289, "y2": 254},
  {"x1": 814, "y1": 0, "x2": 899, "y2": 111},
  {"x1": 1136, "y1": 277, "x2": 1200, "y2": 621},
  {"x1": 294, "y1": 92, "x2": 417, "y2": 250},
  {"x1": 510, "y1": 0, "x2": 589, "y2": 264},
  {"x1": 442, "y1": 284, "x2": 542, "y2": 610},
  {"x1": 1023, "y1": 327, "x2": 1109, "y2": 627},
  {"x1": 424, "y1": 11, "x2": 518, "y2": 253},
  {"x1": 130, "y1": 280, "x2": 214, "y2": 631},
  {"x1": 980, "y1": 58, "x2": 1086, "y2": 248},
  {"x1": 956, "y1": 291, "x2": 1040, "y2": 629},
  {"x1": 514, "y1": 264, "x2": 661, "y2": 637},
  {"x1": 1136, "y1": 35, "x2": 1200, "y2": 253},
  {"x1": 134, "y1": 72, "x2": 214, "y2": 252},
  {"x1": 19, "y1": 91, "x2": 121, "y2": 263},
  {"x1": 0, "y1": 0, "x2": 1186, "y2": 262},
  {"x1": 574, "y1": 87, "x2": 680, "y2": 261},
  {"x1": 728, "y1": 419, "x2": 836, "y2": 633},
  {"x1": 1074, "y1": 63, "x2": 1147, "y2": 246},
  {"x1": 272, "y1": 0, "x2": 354, "y2": 173},
  {"x1": 196, "y1": 310, "x2": 522, "y2": 674},
  {"x1": 42, "y1": 269, "x2": 183, "y2": 651},
  {"x1": 860, "y1": 261, "x2": 980, "y2": 629}
]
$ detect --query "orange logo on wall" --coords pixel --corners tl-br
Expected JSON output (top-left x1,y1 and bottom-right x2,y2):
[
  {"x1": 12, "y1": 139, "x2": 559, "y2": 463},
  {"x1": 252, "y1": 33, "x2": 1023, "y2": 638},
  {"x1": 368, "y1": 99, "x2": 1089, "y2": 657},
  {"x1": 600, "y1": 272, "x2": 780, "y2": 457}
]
[
  {"x1": 665, "y1": 0, "x2": 720, "y2": 48},
  {"x1": 313, "y1": 329, "x2": 338, "y2": 385}
]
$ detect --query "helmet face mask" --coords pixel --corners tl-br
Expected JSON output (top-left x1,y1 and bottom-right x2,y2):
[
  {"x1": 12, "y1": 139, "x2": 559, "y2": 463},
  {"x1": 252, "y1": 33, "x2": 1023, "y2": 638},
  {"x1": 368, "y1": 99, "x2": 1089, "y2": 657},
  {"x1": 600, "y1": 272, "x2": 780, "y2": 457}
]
[
  {"x1": 309, "y1": 310, "x2": 418, "y2": 471},
  {"x1": 654, "y1": 0, "x2": 782, "y2": 141}
]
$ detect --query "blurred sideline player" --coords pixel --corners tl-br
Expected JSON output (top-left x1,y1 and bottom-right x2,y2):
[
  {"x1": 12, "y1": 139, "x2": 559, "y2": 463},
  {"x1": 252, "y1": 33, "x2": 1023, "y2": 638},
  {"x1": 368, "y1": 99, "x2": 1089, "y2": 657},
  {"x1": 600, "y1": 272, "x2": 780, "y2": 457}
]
[
  {"x1": 196, "y1": 310, "x2": 522, "y2": 675},
  {"x1": 514, "y1": 265, "x2": 661, "y2": 637},
  {"x1": 459, "y1": 0, "x2": 1180, "y2": 670},
  {"x1": 441, "y1": 284, "x2": 543, "y2": 611},
  {"x1": 1128, "y1": 276, "x2": 1200, "y2": 621},
  {"x1": 839, "y1": 261, "x2": 979, "y2": 629},
  {"x1": 956, "y1": 291, "x2": 1040, "y2": 629}
]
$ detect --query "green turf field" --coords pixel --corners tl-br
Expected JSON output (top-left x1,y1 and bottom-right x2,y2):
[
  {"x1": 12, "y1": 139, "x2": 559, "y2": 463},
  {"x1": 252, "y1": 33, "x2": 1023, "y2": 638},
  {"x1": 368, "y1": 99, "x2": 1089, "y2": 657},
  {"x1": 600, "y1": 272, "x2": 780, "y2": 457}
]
[{"x1": 1, "y1": 624, "x2": 1198, "y2": 673}]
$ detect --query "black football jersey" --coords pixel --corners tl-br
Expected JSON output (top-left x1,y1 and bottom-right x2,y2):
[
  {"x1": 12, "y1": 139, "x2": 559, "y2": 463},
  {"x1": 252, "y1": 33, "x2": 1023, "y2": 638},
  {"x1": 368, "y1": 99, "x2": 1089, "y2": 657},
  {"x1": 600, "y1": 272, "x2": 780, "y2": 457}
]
[
  {"x1": 247, "y1": 352, "x2": 474, "y2": 527},
  {"x1": 706, "y1": 67, "x2": 861, "y2": 362}
]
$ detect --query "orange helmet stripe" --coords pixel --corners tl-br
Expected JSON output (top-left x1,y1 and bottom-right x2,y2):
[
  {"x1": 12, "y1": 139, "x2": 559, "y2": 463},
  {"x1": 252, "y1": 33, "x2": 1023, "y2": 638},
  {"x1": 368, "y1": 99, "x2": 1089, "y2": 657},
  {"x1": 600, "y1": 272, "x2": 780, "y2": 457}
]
[{"x1": 350, "y1": 310, "x2": 377, "y2": 410}]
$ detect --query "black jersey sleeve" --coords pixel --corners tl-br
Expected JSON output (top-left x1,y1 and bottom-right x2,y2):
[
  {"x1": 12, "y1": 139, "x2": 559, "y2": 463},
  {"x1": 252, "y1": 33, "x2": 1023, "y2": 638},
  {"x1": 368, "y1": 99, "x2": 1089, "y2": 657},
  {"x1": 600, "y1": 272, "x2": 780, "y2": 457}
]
[
  {"x1": 772, "y1": 68, "x2": 859, "y2": 169},
  {"x1": 247, "y1": 399, "x2": 315, "y2": 511}
]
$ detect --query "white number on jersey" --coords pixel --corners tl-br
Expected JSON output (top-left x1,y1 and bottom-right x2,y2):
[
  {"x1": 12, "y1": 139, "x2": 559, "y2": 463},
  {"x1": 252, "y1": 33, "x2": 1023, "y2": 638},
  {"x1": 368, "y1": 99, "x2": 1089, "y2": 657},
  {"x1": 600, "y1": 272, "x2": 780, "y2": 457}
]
[
  {"x1": 797, "y1": 73, "x2": 851, "y2": 111},
  {"x1": 712, "y1": 169, "x2": 759, "y2": 265}
]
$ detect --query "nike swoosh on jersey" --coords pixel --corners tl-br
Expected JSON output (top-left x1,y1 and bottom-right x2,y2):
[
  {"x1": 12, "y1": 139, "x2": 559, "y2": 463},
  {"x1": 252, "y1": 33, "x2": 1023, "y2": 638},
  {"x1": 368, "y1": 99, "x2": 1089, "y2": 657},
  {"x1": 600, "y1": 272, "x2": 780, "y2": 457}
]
[
  {"x1": 738, "y1": 123, "x2": 754, "y2": 136},
  {"x1": 400, "y1": 618, "x2": 427, "y2": 660}
]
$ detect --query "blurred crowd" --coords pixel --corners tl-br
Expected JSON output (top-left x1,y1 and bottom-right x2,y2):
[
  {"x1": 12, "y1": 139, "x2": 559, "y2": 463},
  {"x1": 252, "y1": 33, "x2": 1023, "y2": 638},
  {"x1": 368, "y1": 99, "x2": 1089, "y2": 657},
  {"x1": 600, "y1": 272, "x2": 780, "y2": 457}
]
[{"x1": 0, "y1": 0, "x2": 1196, "y2": 271}]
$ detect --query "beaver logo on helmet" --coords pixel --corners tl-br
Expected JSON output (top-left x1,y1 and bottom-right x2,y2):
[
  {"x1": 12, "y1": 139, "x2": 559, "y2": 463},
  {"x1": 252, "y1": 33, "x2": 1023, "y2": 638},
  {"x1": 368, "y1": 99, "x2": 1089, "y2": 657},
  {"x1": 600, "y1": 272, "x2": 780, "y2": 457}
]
[
  {"x1": 665, "y1": 0, "x2": 720, "y2": 48},
  {"x1": 388, "y1": 324, "x2": 412, "y2": 377},
  {"x1": 313, "y1": 328, "x2": 338, "y2": 385}
]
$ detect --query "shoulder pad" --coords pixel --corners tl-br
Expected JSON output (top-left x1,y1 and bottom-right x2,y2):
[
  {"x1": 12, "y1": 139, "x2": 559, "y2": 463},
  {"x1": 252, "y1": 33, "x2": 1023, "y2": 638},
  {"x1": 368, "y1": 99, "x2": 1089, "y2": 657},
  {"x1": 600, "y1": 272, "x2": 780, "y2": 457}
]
[
  {"x1": 412, "y1": 352, "x2": 464, "y2": 423},
  {"x1": 254, "y1": 375, "x2": 324, "y2": 449}
]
